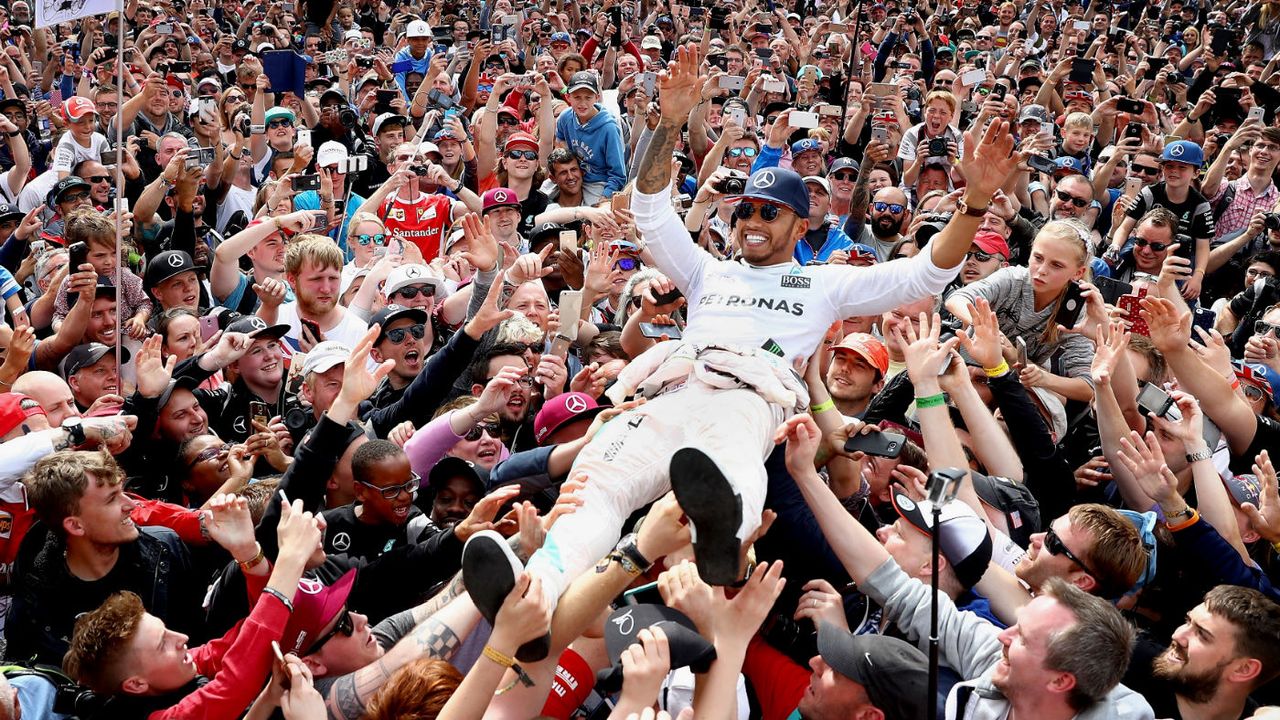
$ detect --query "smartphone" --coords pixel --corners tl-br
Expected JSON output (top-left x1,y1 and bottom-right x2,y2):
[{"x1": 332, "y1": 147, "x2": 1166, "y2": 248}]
[
  {"x1": 100, "y1": 148, "x2": 120, "y2": 166},
  {"x1": 754, "y1": 46, "x2": 774, "y2": 61},
  {"x1": 300, "y1": 318, "x2": 323, "y2": 342},
  {"x1": 871, "y1": 124, "x2": 890, "y2": 144},
  {"x1": 843, "y1": 430, "x2": 906, "y2": 458},
  {"x1": 155, "y1": 22, "x2": 174, "y2": 34},
  {"x1": 639, "y1": 72, "x2": 656, "y2": 97},
  {"x1": 960, "y1": 68, "x2": 986, "y2": 86},
  {"x1": 167, "y1": 60, "x2": 191, "y2": 73},
  {"x1": 652, "y1": 286, "x2": 683, "y2": 305},
  {"x1": 1115, "y1": 97, "x2": 1145, "y2": 115},
  {"x1": 726, "y1": 104, "x2": 747, "y2": 127},
  {"x1": 1027, "y1": 154, "x2": 1056, "y2": 173},
  {"x1": 68, "y1": 241, "x2": 89, "y2": 270},
  {"x1": 427, "y1": 88, "x2": 456, "y2": 108},
  {"x1": 559, "y1": 229, "x2": 578, "y2": 254},
  {"x1": 249, "y1": 400, "x2": 270, "y2": 427},
  {"x1": 1092, "y1": 275, "x2": 1133, "y2": 305},
  {"x1": 790, "y1": 111, "x2": 818, "y2": 128},
  {"x1": 1117, "y1": 289, "x2": 1150, "y2": 336},
  {"x1": 639, "y1": 322, "x2": 682, "y2": 339},
  {"x1": 197, "y1": 97, "x2": 218, "y2": 126},
  {"x1": 1136, "y1": 382, "x2": 1175, "y2": 417},
  {"x1": 718, "y1": 75, "x2": 745, "y2": 91},
  {"x1": 1015, "y1": 337, "x2": 1029, "y2": 367},
  {"x1": 389, "y1": 59, "x2": 413, "y2": 73},
  {"x1": 1051, "y1": 280, "x2": 1086, "y2": 329},
  {"x1": 199, "y1": 313, "x2": 220, "y2": 342},
  {"x1": 762, "y1": 79, "x2": 787, "y2": 94},
  {"x1": 186, "y1": 146, "x2": 215, "y2": 168},
  {"x1": 1249, "y1": 106, "x2": 1266, "y2": 123},
  {"x1": 1123, "y1": 176, "x2": 1143, "y2": 198},
  {"x1": 868, "y1": 82, "x2": 898, "y2": 98},
  {"x1": 374, "y1": 88, "x2": 398, "y2": 112},
  {"x1": 341, "y1": 154, "x2": 369, "y2": 174},
  {"x1": 1072, "y1": 19, "x2": 1090, "y2": 30},
  {"x1": 1068, "y1": 58, "x2": 1095, "y2": 84},
  {"x1": 621, "y1": 580, "x2": 663, "y2": 606},
  {"x1": 271, "y1": 641, "x2": 291, "y2": 690},
  {"x1": 1192, "y1": 306, "x2": 1217, "y2": 333},
  {"x1": 294, "y1": 174, "x2": 321, "y2": 191},
  {"x1": 295, "y1": 128, "x2": 311, "y2": 147}
]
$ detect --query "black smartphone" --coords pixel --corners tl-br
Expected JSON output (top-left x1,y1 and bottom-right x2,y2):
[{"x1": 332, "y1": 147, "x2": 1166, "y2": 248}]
[
  {"x1": 168, "y1": 60, "x2": 191, "y2": 73},
  {"x1": 843, "y1": 430, "x2": 907, "y2": 458},
  {"x1": 1068, "y1": 58, "x2": 1095, "y2": 84},
  {"x1": 100, "y1": 148, "x2": 120, "y2": 166},
  {"x1": 1215, "y1": 86, "x2": 1242, "y2": 107},
  {"x1": 68, "y1": 241, "x2": 89, "y2": 270},
  {"x1": 300, "y1": 318, "x2": 323, "y2": 342},
  {"x1": 374, "y1": 88, "x2": 397, "y2": 113},
  {"x1": 293, "y1": 174, "x2": 321, "y2": 191},
  {"x1": 1091, "y1": 276, "x2": 1133, "y2": 305},
  {"x1": 1027, "y1": 154, "x2": 1056, "y2": 173},
  {"x1": 1115, "y1": 97, "x2": 1145, "y2": 114},
  {"x1": 1136, "y1": 382, "x2": 1175, "y2": 417},
  {"x1": 1124, "y1": 122, "x2": 1145, "y2": 141},
  {"x1": 427, "y1": 88, "x2": 456, "y2": 109},
  {"x1": 652, "y1": 286, "x2": 683, "y2": 305},
  {"x1": 249, "y1": 400, "x2": 270, "y2": 426},
  {"x1": 1142, "y1": 55, "x2": 1167, "y2": 80},
  {"x1": 639, "y1": 322, "x2": 681, "y2": 339},
  {"x1": 1051, "y1": 280, "x2": 1087, "y2": 329}
]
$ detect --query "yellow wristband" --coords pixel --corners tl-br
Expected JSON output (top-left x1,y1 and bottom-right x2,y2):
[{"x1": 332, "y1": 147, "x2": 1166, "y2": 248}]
[
  {"x1": 810, "y1": 399, "x2": 836, "y2": 414},
  {"x1": 984, "y1": 360, "x2": 1010, "y2": 377},
  {"x1": 482, "y1": 645, "x2": 516, "y2": 669}
]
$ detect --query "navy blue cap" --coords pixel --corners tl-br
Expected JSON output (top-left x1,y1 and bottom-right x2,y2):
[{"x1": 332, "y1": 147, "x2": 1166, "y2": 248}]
[{"x1": 730, "y1": 167, "x2": 810, "y2": 219}]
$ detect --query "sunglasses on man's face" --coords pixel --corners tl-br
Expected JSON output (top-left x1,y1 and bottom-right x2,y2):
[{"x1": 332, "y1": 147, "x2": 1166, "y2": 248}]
[
  {"x1": 613, "y1": 257, "x2": 640, "y2": 272},
  {"x1": 726, "y1": 147, "x2": 759, "y2": 158},
  {"x1": 1255, "y1": 320, "x2": 1280, "y2": 336},
  {"x1": 394, "y1": 283, "x2": 436, "y2": 300},
  {"x1": 506, "y1": 149, "x2": 538, "y2": 161},
  {"x1": 1242, "y1": 383, "x2": 1266, "y2": 402},
  {"x1": 498, "y1": 115, "x2": 521, "y2": 126},
  {"x1": 86, "y1": 175, "x2": 110, "y2": 184},
  {"x1": 60, "y1": 191, "x2": 90, "y2": 204},
  {"x1": 267, "y1": 118, "x2": 293, "y2": 129},
  {"x1": 832, "y1": 171, "x2": 856, "y2": 181},
  {"x1": 733, "y1": 201, "x2": 783, "y2": 222},
  {"x1": 309, "y1": 608, "x2": 355, "y2": 653},
  {"x1": 1055, "y1": 190, "x2": 1089, "y2": 208},
  {"x1": 1044, "y1": 527, "x2": 1098, "y2": 579},
  {"x1": 1130, "y1": 163, "x2": 1160, "y2": 176},
  {"x1": 383, "y1": 323, "x2": 426, "y2": 345},
  {"x1": 965, "y1": 249, "x2": 997, "y2": 262},
  {"x1": 1132, "y1": 236, "x2": 1170, "y2": 252},
  {"x1": 872, "y1": 201, "x2": 905, "y2": 214},
  {"x1": 356, "y1": 233, "x2": 387, "y2": 246},
  {"x1": 463, "y1": 422, "x2": 502, "y2": 442}
]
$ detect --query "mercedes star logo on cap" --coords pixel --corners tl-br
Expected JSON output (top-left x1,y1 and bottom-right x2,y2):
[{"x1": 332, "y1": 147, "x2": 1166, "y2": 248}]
[
  {"x1": 754, "y1": 170, "x2": 776, "y2": 188},
  {"x1": 406, "y1": 267, "x2": 421, "y2": 277},
  {"x1": 1170, "y1": 144, "x2": 1185, "y2": 157},
  {"x1": 167, "y1": 253, "x2": 185, "y2": 267},
  {"x1": 565, "y1": 395, "x2": 588, "y2": 413}
]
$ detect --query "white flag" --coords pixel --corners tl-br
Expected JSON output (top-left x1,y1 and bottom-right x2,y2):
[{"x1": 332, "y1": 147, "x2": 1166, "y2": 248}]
[{"x1": 35, "y1": 0, "x2": 114, "y2": 29}]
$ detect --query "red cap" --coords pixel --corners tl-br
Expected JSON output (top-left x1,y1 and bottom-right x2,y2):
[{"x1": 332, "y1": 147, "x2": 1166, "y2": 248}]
[
  {"x1": 832, "y1": 333, "x2": 889, "y2": 377},
  {"x1": 280, "y1": 570, "x2": 356, "y2": 655},
  {"x1": 482, "y1": 187, "x2": 521, "y2": 213},
  {"x1": 164, "y1": 74, "x2": 186, "y2": 91},
  {"x1": 533, "y1": 392, "x2": 604, "y2": 444},
  {"x1": 61, "y1": 96, "x2": 98, "y2": 122},
  {"x1": 971, "y1": 231, "x2": 1011, "y2": 259},
  {"x1": 504, "y1": 131, "x2": 539, "y2": 151},
  {"x1": 0, "y1": 393, "x2": 46, "y2": 437}
]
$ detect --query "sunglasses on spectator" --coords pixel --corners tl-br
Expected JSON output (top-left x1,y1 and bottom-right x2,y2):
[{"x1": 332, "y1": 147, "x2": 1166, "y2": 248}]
[
  {"x1": 86, "y1": 175, "x2": 110, "y2": 184},
  {"x1": 1255, "y1": 320, "x2": 1280, "y2": 336},
  {"x1": 463, "y1": 422, "x2": 502, "y2": 442},
  {"x1": 1044, "y1": 527, "x2": 1097, "y2": 578},
  {"x1": 267, "y1": 118, "x2": 293, "y2": 129},
  {"x1": 356, "y1": 233, "x2": 387, "y2": 246},
  {"x1": 60, "y1": 191, "x2": 90, "y2": 204},
  {"x1": 832, "y1": 171, "x2": 856, "y2": 181},
  {"x1": 873, "y1": 201, "x2": 905, "y2": 214},
  {"x1": 726, "y1": 147, "x2": 759, "y2": 158},
  {"x1": 1242, "y1": 383, "x2": 1266, "y2": 402},
  {"x1": 357, "y1": 474, "x2": 419, "y2": 499},
  {"x1": 733, "y1": 201, "x2": 783, "y2": 222},
  {"x1": 478, "y1": 84, "x2": 494, "y2": 92},
  {"x1": 506, "y1": 149, "x2": 538, "y2": 161},
  {"x1": 309, "y1": 608, "x2": 354, "y2": 653},
  {"x1": 613, "y1": 257, "x2": 639, "y2": 272},
  {"x1": 383, "y1": 323, "x2": 426, "y2": 344},
  {"x1": 1132, "y1": 237, "x2": 1171, "y2": 251},
  {"x1": 188, "y1": 443, "x2": 232, "y2": 467},
  {"x1": 498, "y1": 115, "x2": 521, "y2": 126},
  {"x1": 966, "y1": 249, "x2": 997, "y2": 262},
  {"x1": 1055, "y1": 190, "x2": 1089, "y2": 208},
  {"x1": 1130, "y1": 164, "x2": 1160, "y2": 176},
  {"x1": 393, "y1": 284, "x2": 436, "y2": 299}
]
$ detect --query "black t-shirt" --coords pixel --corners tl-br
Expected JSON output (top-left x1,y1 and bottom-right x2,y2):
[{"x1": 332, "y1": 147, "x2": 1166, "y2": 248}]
[
  {"x1": 1127, "y1": 182, "x2": 1216, "y2": 256},
  {"x1": 1231, "y1": 415, "x2": 1280, "y2": 476},
  {"x1": 519, "y1": 189, "x2": 550, "y2": 239},
  {"x1": 320, "y1": 503, "x2": 428, "y2": 564}
]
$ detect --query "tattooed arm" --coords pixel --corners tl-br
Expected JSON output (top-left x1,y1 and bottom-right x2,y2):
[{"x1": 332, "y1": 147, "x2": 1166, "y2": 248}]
[
  {"x1": 635, "y1": 45, "x2": 706, "y2": 195},
  {"x1": 322, "y1": 588, "x2": 481, "y2": 720}
]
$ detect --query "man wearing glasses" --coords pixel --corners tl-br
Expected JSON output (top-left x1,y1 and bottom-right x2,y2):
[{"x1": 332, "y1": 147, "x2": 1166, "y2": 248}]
[
  {"x1": 1203, "y1": 126, "x2": 1280, "y2": 243},
  {"x1": 1105, "y1": 208, "x2": 1179, "y2": 284}
]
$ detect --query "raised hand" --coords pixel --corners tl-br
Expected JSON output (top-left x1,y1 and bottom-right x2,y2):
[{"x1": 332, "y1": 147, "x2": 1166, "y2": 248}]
[
  {"x1": 1242, "y1": 450, "x2": 1280, "y2": 543},
  {"x1": 204, "y1": 493, "x2": 258, "y2": 560},
  {"x1": 959, "y1": 119, "x2": 1025, "y2": 200},
  {"x1": 793, "y1": 578, "x2": 849, "y2": 632},
  {"x1": 135, "y1": 334, "x2": 177, "y2": 398},
  {"x1": 709, "y1": 560, "x2": 786, "y2": 648},
  {"x1": 463, "y1": 269, "x2": 517, "y2": 338},
  {"x1": 657, "y1": 44, "x2": 706, "y2": 124},
  {"x1": 617, "y1": 627, "x2": 672, "y2": 712},
  {"x1": 1115, "y1": 430, "x2": 1179, "y2": 506},
  {"x1": 894, "y1": 312, "x2": 961, "y2": 386},
  {"x1": 658, "y1": 560, "x2": 716, "y2": 635},
  {"x1": 489, "y1": 572, "x2": 555, "y2": 656},
  {"x1": 1140, "y1": 296, "x2": 1192, "y2": 354},
  {"x1": 959, "y1": 298, "x2": 1003, "y2": 369},
  {"x1": 1090, "y1": 321, "x2": 1129, "y2": 386},
  {"x1": 336, "y1": 325, "x2": 396, "y2": 404},
  {"x1": 452, "y1": 485, "x2": 521, "y2": 541},
  {"x1": 776, "y1": 413, "x2": 823, "y2": 478}
]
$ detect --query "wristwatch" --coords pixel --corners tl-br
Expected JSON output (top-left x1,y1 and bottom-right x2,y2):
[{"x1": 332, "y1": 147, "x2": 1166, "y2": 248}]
[
  {"x1": 1165, "y1": 505, "x2": 1194, "y2": 523},
  {"x1": 1185, "y1": 448, "x2": 1213, "y2": 464},
  {"x1": 956, "y1": 195, "x2": 990, "y2": 217},
  {"x1": 4, "y1": 131, "x2": 19, "y2": 137},
  {"x1": 61, "y1": 417, "x2": 86, "y2": 448},
  {"x1": 609, "y1": 533, "x2": 652, "y2": 576}
]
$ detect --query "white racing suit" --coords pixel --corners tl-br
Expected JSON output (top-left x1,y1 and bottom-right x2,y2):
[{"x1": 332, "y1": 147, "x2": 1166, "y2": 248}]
[{"x1": 526, "y1": 183, "x2": 960, "y2": 601}]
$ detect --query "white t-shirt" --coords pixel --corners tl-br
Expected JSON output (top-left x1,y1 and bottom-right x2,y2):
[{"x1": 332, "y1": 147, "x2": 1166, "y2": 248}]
[
  {"x1": 276, "y1": 301, "x2": 371, "y2": 352},
  {"x1": 631, "y1": 188, "x2": 958, "y2": 365},
  {"x1": 51, "y1": 132, "x2": 109, "y2": 173},
  {"x1": 17, "y1": 169, "x2": 58, "y2": 212}
]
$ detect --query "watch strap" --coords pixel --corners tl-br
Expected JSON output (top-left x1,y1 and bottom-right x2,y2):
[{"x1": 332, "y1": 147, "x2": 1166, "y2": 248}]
[
  {"x1": 613, "y1": 533, "x2": 652, "y2": 575},
  {"x1": 1185, "y1": 449, "x2": 1213, "y2": 464}
]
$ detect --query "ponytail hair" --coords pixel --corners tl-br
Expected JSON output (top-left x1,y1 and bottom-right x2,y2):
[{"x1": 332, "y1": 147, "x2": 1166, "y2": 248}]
[{"x1": 1037, "y1": 220, "x2": 1094, "y2": 348}]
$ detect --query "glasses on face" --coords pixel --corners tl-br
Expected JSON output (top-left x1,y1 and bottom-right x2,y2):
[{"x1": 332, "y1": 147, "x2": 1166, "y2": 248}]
[
  {"x1": 356, "y1": 233, "x2": 387, "y2": 246},
  {"x1": 613, "y1": 257, "x2": 639, "y2": 272},
  {"x1": 2, "y1": 112, "x2": 23, "y2": 123},
  {"x1": 506, "y1": 149, "x2": 538, "y2": 161},
  {"x1": 463, "y1": 422, "x2": 502, "y2": 442},
  {"x1": 188, "y1": 443, "x2": 231, "y2": 467},
  {"x1": 965, "y1": 249, "x2": 997, "y2": 262},
  {"x1": 733, "y1": 201, "x2": 783, "y2": 222},
  {"x1": 1243, "y1": 383, "x2": 1266, "y2": 402},
  {"x1": 267, "y1": 118, "x2": 293, "y2": 129},
  {"x1": 498, "y1": 115, "x2": 521, "y2": 126},
  {"x1": 872, "y1": 201, "x2": 905, "y2": 214},
  {"x1": 358, "y1": 474, "x2": 420, "y2": 499},
  {"x1": 726, "y1": 147, "x2": 759, "y2": 158},
  {"x1": 1132, "y1": 236, "x2": 1170, "y2": 252},
  {"x1": 86, "y1": 175, "x2": 110, "y2": 184},
  {"x1": 384, "y1": 323, "x2": 426, "y2": 345},
  {"x1": 394, "y1": 283, "x2": 436, "y2": 300},
  {"x1": 1130, "y1": 164, "x2": 1160, "y2": 176},
  {"x1": 1044, "y1": 527, "x2": 1098, "y2": 578},
  {"x1": 1255, "y1": 320, "x2": 1280, "y2": 336},
  {"x1": 1247, "y1": 267, "x2": 1276, "y2": 280},
  {"x1": 478, "y1": 84, "x2": 494, "y2": 92},
  {"x1": 832, "y1": 171, "x2": 856, "y2": 181},
  {"x1": 1055, "y1": 189, "x2": 1089, "y2": 208},
  {"x1": 309, "y1": 608, "x2": 355, "y2": 653},
  {"x1": 60, "y1": 191, "x2": 90, "y2": 204}
]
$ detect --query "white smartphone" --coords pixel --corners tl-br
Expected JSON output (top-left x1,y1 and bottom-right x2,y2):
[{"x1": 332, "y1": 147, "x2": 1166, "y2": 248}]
[
  {"x1": 1073, "y1": 20, "x2": 1090, "y2": 30},
  {"x1": 763, "y1": 79, "x2": 787, "y2": 93},
  {"x1": 719, "y1": 75, "x2": 746, "y2": 91},
  {"x1": 295, "y1": 128, "x2": 311, "y2": 147},
  {"x1": 790, "y1": 110, "x2": 819, "y2": 128},
  {"x1": 1249, "y1": 106, "x2": 1266, "y2": 123},
  {"x1": 960, "y1": 68, "x2": 987, "y2": 86}
]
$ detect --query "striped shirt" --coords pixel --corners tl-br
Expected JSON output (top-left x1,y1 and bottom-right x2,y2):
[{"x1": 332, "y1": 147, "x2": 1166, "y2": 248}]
[{"x1": 1211, "y1": 175, "x2": 1280, "y2": 241}]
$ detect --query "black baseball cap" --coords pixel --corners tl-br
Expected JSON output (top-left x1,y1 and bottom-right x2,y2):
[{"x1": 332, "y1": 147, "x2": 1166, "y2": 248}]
[
  {"x1": 529, "y1": 222, "x2": 566, "y2": 249},
  {"x1": 59, "y1": 342, "x2": 130, "y2": 379},
  {"x1": 67, "y1": 277, "x2": 117, "y2": 308},
  {"x1": 226, "y1": 314, "x2": 290, "y2": 340},
  {"x1": 816, "y1": 624, "x2": 930, "y2": 719},
  {"x1": 156, "y1": 374, "x2": 203, "y2": 409},
  {"x1": 144, "y1": 250, "x2": 197, "y2": 291},
  {"x1": 970, "y1": 471, "x2": 1041, "y2": 547},
  {"x1": 370, "y1": 304, "x2": 428, "y2": 343},
  {"x1": 0, "y1": 98, "x2": 23, "y2": 115},
  {"x1": 47, "y1": 176, "x2": 91, "y2": 206},
  {"x1": 0, "y1": 203, "x2": 21, "y2": 223},
  {"x1": 596, "y1": 605, "x2": 715, "y2": 694},
  {"x1": 427, "y1": 456, "x2": 489, "y2": 495}
]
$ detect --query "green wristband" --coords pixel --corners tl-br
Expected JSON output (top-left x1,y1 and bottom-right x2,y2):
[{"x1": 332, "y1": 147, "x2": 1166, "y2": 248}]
[{"x1": 915, "y1": 393, "x2": 946, "y2": 409}]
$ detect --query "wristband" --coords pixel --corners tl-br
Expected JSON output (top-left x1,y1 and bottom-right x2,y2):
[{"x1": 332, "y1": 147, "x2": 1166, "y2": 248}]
[
  {"x1": 984, "y1": 360, "x2": 1011, "y2": 377},
  {"x1": 483, "y1": 645, "x2": 534, "y2": 693},
  {"x1": 1165, "y1": 507, "x2": 1200, "y2": 531},
  {"x1": 236, "y1": 543, "x2": 266, "y2": 572},
  {"x1": 262, "y1": 586, "x2": 294, "y2": 613},
  {"x1": 1231, "y1": 377, "x2": 1242, "y2": 390},
  {"x1": 1185, "y1": 448, "x2": 1213, "y2": 464},
  {"x1": 915, "y1": 392, "x2": 946, "y2": 409},
  {"x1": 810, "y1": 398, "x2": 836, "y2": 414}
]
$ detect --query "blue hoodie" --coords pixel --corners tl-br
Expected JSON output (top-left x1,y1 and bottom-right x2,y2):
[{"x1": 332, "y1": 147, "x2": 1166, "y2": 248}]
[
  {"x1": 392, "y1": 46, "x2": 434, "y2": 98},
  {"x1": 555, "y1": 105, "x2": 627, "y2": 197}
]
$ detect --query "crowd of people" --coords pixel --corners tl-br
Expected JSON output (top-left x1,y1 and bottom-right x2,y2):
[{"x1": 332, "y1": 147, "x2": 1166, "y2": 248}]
[{"x1": 4, "y1": 0, "x2": 1280, "y2": 717}]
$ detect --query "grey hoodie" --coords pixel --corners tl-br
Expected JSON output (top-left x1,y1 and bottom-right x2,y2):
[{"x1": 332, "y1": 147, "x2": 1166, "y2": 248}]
[{"x1": 860, "y1": 558, "x2": 1155, "y2": 720}]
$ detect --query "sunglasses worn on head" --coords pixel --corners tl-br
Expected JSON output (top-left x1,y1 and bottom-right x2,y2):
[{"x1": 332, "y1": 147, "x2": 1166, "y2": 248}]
[
  {"x1": 356, "y1": 233, "x2": 387, "y2": 246},
  {"x1": 1132, "y1": 236, "x2": 1170, "y2": 252},
  {"x1": 357, "y1": 474, "x2": 419, "y2": 499},
  {"x1": 727, "y1": 147, "x2": 759, "y2": 158},
  {"x1": 873, "y1": 201, "x2": 905, "y2": 214},
  {"x1": 310, "y1": 608, "x2": 354, "y2": 653},
  {"x1": 506, "y1": 149, "x2": 538, "y2": 161},
  {"x1": 384, "y1": 323, "x2": 426, "y2": 344},
  {"x1": 394, "y1": 283, "x2": 436, "y2": 299},
  {"x1": 1055, "y1": 189, "x2": 1089, "y2": 208},
  {"x1": 1045, "y1": 527, "x2": 1098, "y2": 578},
  {"x1": 733, "y1": 201, "x2": 783, "y2": 222},
  {"x1": 464, "y1": 422, "x2": 502, "y2": 441}
]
